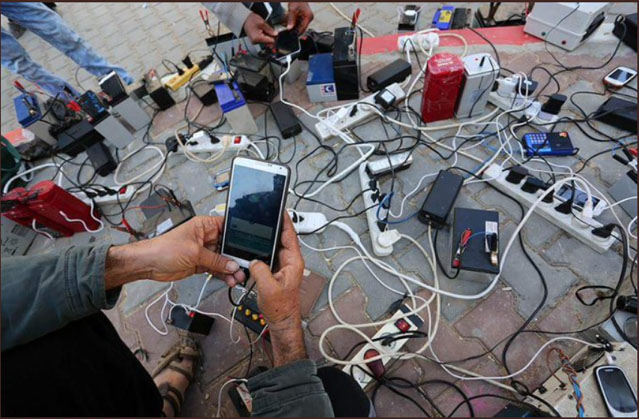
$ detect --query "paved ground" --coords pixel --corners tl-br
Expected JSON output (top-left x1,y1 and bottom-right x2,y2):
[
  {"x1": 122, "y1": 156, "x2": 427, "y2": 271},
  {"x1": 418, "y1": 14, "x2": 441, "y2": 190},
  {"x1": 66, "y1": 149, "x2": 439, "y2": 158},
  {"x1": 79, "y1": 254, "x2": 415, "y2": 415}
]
[{"x1": 2, "y1": 2, "x2": 637, "y2": 417}]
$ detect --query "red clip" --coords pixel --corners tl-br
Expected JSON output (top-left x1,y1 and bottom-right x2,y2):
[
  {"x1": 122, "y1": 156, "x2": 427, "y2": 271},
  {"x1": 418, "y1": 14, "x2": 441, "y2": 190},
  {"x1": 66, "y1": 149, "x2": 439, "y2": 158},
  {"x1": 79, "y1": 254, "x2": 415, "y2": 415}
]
[
  {"x1": 13, "y1": 80, "x2": 26, "y2": 93},
  {"x1": 460, "y1": 228, "x2": 473, "y2": 247},
  {"x1": 351, "y1": 9, "x2": 361, "y2": 28},
  {"x1": 628, "y1": 147, "x2": 638, "y2": 157},
  {"x1": 67, "y1": 101, "x2": 81, "y2": 112}
]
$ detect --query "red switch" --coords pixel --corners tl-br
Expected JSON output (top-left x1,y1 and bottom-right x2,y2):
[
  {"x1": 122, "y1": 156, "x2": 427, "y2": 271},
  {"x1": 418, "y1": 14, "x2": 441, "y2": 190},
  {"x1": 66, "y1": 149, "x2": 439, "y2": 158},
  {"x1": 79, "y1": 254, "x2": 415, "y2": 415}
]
[
  {"x1": 394, "y1": 318, "x2": 411, "y2": 333},
  {"x1": 234, "y1": 136, "x2": 242, "y2": 144}
]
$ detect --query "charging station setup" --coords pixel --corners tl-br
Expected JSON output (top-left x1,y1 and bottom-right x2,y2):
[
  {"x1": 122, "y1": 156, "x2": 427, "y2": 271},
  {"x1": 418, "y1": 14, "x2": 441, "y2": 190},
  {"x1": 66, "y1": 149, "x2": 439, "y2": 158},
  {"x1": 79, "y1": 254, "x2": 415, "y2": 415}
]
[{"x1": 1, "y1": 2, "x2": 637, "y2": 417}]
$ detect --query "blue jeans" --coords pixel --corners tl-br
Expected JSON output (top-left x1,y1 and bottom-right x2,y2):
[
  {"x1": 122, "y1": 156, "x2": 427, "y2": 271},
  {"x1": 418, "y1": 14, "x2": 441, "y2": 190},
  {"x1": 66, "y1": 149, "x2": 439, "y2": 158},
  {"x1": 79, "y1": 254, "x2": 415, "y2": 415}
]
[{"x1": 1, "y1": 2, "x2": 133, "y2": 99}]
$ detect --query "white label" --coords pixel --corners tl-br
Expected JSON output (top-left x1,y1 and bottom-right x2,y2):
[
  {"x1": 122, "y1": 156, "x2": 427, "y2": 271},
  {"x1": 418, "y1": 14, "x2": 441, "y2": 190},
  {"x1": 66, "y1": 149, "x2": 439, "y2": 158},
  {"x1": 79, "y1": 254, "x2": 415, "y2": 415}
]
[
  {"x1": 484, "y1": 221, "x2": 498, "y2": 252},
  {"x1": 156, "y1": 218, "x2": 174, "y2": 236}
]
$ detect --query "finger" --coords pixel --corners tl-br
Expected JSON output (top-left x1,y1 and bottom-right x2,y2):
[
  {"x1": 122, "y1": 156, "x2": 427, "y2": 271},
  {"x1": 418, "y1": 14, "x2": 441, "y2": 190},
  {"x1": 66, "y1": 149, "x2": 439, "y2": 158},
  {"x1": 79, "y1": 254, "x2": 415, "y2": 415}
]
[
  {"x1": 222, "y1": 274, "x2": 240, "y2": 287},
  {"x1": 286, "y1": 11, "x2": 297, "y2": 30},
  {"x1": 253, "y1": 32, "x2": 276, "y2": 46},
  {"x1": 233, "y1": 269, "x2": 246, "y2": 283},
  {"x1": 201, "y1": 216, "x2": 225, "y2": 246},
  {"x1": 280, "y1": 212, "x2": 301, "y2": 252},
  {"x1": 198, "y1": 248, "x2": 239, "y2": 275},
  {"x1": 260, "y1": 22, "x2": 278, "y2": 37},
  {"x1": 298, "y1": 14, "x2": 312, "y2": 34},
  {"x1": 249, "y1": 260, "x2": 277, "y2": 287}
]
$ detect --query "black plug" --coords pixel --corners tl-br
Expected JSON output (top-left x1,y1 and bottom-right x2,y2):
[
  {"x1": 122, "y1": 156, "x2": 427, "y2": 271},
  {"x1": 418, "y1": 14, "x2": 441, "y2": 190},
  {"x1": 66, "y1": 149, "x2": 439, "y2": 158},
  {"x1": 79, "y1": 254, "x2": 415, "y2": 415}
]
[
  {"x1": 554, "y1": 200, "x2": 573, "y2": 214},
  {"x1": 84, "y1": 191, "x2": 98, "y2": 199},
  {"x1": 182, "y1": 56, "x2": 194, "y2": 69},
  {"x1": 592, "y1": 223, "x2": 615, "y2": 239},
  {"x1": 165, "y1": 135, "x2": 180, "y2": 153},
  {"x1": 103, "y1": 187, "x2": 118, "y2": 195},
  {"x1": 505, "y1": 166, "x2": 528, "y2": 184}
]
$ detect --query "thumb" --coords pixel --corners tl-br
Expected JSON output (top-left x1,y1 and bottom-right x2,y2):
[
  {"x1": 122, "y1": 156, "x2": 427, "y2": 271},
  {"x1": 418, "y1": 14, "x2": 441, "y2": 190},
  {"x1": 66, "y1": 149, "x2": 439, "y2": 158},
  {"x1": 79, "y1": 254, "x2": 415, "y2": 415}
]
[
  {"x1": 260, "y1": 21, "x2": 278, "y2": 37},
  {"x1": 287, "y1": 12, "x2": 296, "y2": 30},
  {"x1": 197, "y1": 248, "x2": 239, "y2": 275},
  {"x1": 249, "y1": 260, "x2": 276, "y2": 287}
]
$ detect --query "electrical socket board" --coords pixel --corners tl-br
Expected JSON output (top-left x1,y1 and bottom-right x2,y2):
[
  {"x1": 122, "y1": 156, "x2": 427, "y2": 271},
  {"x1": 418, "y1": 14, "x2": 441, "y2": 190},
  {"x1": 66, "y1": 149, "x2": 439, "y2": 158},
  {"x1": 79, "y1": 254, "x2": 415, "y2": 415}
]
[
  {"x1": 183, "y1": 132, "x2": 250, "y2": 154},
  {"x1": 76, "y1": 186, "x2": 136, "y2": 206},
  {"x1": 288, "y1": 210, "x2": 328, "y2": 234},
  {"x1": 165, "y1": 65, "x2": 201, "y2": 91},
  {"x1": 315, "y1": 83, "x2": 406, "y2": 141},
  {"x1": 343, "y1": 303, "x2": 424, "y2": 389},
  {"x1": 397, "y1": 33, "x2": 439, "y2": 52},
  {"x1": 483, "y1": 164, "x2": 615, "y2": 253},
  {"x1": 359, "y1": 162, "x2": 393, "y2": 256},
  {"x1": 487, "y1": 92, "x2": 559, "y2": 131}
]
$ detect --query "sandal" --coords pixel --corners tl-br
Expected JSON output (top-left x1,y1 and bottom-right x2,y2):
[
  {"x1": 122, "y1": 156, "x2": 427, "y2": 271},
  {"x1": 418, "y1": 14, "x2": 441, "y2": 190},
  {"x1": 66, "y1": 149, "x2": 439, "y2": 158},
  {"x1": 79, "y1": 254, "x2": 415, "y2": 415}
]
[{"x1": 151, "y1": 336, "x2": 201, "y2": 416}]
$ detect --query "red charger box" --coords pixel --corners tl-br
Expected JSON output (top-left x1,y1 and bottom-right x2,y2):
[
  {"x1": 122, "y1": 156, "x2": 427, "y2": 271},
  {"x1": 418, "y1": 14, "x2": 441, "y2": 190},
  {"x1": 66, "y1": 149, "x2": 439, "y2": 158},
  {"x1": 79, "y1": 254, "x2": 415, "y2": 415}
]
[
  {"x1": 1, "y1": 181, "x2": 100, "y2": 236},
  {"x1": 420, "y1": 53, "x2": 465, "y2": 123}
]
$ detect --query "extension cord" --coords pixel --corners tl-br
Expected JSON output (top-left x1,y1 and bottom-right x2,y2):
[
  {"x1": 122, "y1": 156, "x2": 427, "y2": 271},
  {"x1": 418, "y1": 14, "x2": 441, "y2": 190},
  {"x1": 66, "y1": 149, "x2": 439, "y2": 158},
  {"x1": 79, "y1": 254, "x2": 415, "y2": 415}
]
[
  {"x1": 182, "y1": 132, "x2": 249, "y2": 154},
  {"x1": 288, "y1": 210, "x2": 328, "y2": 234},
  {"x1": 315, "y1": 83, "x2": 406, "y2": 141},
  {"x1": 165, "y1": 65, "x2": 201, "y2": 91},
  {"x1": 359, "y1": 162, "x2": 393, "y2": 256},
  {"x1": 397, "y1": 32, "x2": 439, "y2": 52},
  {"x1": 342, "y1": 303, "x2": 424, "y2": 389},
  {"x1": 77, "y1": 186, "x2": 135, "y2": 206},
  {"x1": 487, "y1": 92, "x2": 559, "y2": 131},
  {"x1": 483, "y1": 164, "x2": 615, "y2": 253}
]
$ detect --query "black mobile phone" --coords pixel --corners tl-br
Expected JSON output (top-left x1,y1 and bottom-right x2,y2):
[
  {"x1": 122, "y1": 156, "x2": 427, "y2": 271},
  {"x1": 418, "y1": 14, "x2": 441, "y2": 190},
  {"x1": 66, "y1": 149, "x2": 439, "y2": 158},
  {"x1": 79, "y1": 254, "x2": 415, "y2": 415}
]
[
  {"x1": 595, "y1": 365, "x2": 638, "y2": 417},
  {"x1": 275, "y1": 29, "x2": 301, "y2": 56},
  {"x1": 220, "y1": 157, "x2": 291, "y2": 270}
]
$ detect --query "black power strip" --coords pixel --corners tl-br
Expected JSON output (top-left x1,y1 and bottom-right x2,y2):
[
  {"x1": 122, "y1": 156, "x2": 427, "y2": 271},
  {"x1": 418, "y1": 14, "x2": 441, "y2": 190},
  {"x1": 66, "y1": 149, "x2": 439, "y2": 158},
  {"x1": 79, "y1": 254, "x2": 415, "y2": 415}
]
[{"x1": 234, "y1": 294, "x2": 270, "y2": 341}]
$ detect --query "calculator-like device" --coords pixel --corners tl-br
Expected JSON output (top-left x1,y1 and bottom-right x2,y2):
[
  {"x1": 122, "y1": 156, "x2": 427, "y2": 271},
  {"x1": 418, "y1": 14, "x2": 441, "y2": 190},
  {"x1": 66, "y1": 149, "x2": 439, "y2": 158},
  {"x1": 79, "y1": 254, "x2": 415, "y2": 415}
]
[{"x1": 522, "y1": 131, "x2": 577, "y2": 156}]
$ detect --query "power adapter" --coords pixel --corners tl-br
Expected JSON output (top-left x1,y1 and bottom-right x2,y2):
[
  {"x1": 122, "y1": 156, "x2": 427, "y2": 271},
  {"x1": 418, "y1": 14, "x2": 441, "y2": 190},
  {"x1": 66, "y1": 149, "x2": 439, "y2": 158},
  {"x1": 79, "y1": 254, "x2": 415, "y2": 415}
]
[
  {"x1": 86, "y1": 141, "x2": 116, "y2": 177},
  {"x1": 367, "y1": 59, "x2": 412, "y2": 92},
  {"x1": 270, "y1": 101, "x2": 301, "y2": 139},
  {"x1": 418, "y1": 170, "x2": 463, "y2": 228},
  {"x1": 168, "y1": 305, "x2": 215, "y2": 335}
]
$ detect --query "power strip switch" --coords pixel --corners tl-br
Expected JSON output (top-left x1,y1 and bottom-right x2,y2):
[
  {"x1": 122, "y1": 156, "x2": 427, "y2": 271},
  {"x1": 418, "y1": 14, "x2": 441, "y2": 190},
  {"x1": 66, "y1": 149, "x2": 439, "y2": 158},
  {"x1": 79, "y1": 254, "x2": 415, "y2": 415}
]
[
  {"x1": 483, "y1": 164, "x2": 615, "y2": 253},
  {"x1": 342, "y1": 303, "x2": 424, "y2": 389}
]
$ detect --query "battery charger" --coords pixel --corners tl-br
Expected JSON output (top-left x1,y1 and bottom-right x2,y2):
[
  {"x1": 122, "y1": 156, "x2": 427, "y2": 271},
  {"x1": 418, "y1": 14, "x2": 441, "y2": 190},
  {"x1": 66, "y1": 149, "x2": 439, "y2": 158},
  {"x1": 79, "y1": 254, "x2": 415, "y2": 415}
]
[
  {"x1": 418, "y1": 170, "x2": 464, "y2": 228},
  {"x1": 270, "y1": 101, "x2": 301, "y2": 139}
]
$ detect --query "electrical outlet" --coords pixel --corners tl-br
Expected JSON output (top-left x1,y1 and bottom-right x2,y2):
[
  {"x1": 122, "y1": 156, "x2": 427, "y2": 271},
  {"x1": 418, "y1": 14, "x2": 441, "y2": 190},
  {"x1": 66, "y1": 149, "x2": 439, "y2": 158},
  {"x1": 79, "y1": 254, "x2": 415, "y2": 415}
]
[
  {"x1": 483, "y1": 164, "x2": 615, "y2": 253},
  {"x1": 342, "y1": 304, "x2": 424, "y2": 389},
  {"x1": 165, "y1": 65, "x2": 201, "y2": 91},
  {"x1": 76, "y1": 185, "x2": 136, "y2": 206},
  {"x1": 315, "y1": 83, "x2": 406, "y2": 141},
  {"x1": 359, "y1": 162, "x2": 393, "y2": 256},
  {"x1": 182, "y1": 133, "x2": 250, "y2": 154},
  {"x1": 487, "y1": 92, "x2": 559, "y2": 131},
  {"x1": 288, "y1": 210, "x2": 328, "y2": 234}
]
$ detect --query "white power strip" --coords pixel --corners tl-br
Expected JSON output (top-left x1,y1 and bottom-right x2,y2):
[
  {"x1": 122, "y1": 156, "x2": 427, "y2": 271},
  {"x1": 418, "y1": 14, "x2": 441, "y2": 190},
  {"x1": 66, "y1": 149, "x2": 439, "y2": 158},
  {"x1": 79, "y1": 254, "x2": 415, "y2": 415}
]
[
  {"x1": 288, "y1": 210, "x2": 328, "y2": 234},
  {"x1": 315, "y1": 83, "x2": 406, "y2": 141},
  {"x1": 342, "y1": 304, "x2": 424, "y2": 389},
  {"x1": 76, "y1": 186, "x2": 136, "y2": 206},
  {"x1": 182, "y1": 132, "x2": 250, "y2": 154},
  {"x1": 359, "y1": 162, "x2": 393, "y2": 257},
  {"x1": 483, "y1": 164, "x2": 615, "y2": 253},
  {"x1": 487, "y1": 92, "x2": 559, "y2": 131}
]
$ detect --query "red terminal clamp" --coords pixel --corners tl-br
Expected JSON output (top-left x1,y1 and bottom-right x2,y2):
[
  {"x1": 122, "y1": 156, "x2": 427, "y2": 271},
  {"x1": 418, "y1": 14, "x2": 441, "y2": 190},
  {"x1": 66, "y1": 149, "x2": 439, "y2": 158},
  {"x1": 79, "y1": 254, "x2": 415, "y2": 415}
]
[
  {"x1": 452, "y1": 228, "x2": 472, "y2": 269},
  {"x1": 199, "y1": 9, "x2": 212, "y2": 34},
  {"x1": 351, "y1": 8, "x2": 361, "y2": 29}
]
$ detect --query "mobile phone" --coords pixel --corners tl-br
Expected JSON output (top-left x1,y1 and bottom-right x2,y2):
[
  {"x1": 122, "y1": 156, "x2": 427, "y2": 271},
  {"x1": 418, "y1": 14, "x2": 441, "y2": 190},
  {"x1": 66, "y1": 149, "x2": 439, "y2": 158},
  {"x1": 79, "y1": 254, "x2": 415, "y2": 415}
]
[
  {"x1": 555, "y1": 184, "x2": 605, "y2": 216},
  {"x1": 604, "y1": 67, "x2": 637, "y2": 88},
  {"x1": 275, "y1": 29, "x2": 301, "y2": 57},
  {"x1": 595, "y1": 365, "x2": 637, "y2": 417},
  {"x1": 221, "y1": 157, "x2": 290, "y2": 269}
]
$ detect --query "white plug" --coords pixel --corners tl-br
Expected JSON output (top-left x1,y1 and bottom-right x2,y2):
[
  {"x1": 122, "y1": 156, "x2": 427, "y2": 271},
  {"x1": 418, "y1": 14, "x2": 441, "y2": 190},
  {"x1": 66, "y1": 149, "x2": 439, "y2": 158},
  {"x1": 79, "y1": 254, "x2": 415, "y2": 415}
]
[
  {"x1": 419, "y1": 32, "x2": 439, "y2": 50},
  {"x1": 378, "y1": 230, "x2": 401, "y2": 248}
]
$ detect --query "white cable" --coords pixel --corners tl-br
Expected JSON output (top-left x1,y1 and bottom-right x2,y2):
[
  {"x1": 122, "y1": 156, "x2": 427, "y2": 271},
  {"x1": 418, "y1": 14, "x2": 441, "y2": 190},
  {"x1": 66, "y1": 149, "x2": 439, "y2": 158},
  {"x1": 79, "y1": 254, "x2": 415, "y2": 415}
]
[
  {"x1": 3, "y1": 162, "x2": 59, "y2": 194},
  {"x1": 216, "y1": 378, "x2": 248, "y2": 417},
  {"x1": 628, "y1": 216, "x2": 638, "y2": 240},
  {"x1": 31, "y1": 219, "x2": 53, "y2": 240},
  {"x1": 328, "y1": 3, "x2": 375, "y2": 37},
  {"x1": 602, "y1": 196, "x2": 637, "y2": 211},
  {"x1": 113, "y1": 145, "x2": 165, "y2": 186},
  {"x1": 175, "y1": 126, "x2": 230, "y2": 163},
  {"x1": 59, "y1": 200, "x2": 104, "y2": 233}
]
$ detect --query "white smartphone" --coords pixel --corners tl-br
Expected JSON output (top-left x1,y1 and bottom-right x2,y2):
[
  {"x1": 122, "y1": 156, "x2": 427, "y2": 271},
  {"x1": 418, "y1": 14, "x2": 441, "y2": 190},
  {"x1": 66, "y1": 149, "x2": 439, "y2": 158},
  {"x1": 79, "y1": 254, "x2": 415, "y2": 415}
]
[
  {"x1": 595, "y1": 365, "x2": 638, "y2": 417},
  {"x1": 220, "y1": 157, "x2": 290, "y2": 270},
  {"x1": 603, "y1": 67, "x2": 637, "y2": 88}
]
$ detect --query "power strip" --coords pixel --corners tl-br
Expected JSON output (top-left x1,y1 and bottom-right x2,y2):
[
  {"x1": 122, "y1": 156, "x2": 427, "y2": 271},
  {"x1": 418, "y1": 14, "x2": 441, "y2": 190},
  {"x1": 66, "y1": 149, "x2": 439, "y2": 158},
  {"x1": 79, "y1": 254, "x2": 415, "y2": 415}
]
[
  {"x1": 342, "y1": 303, "x2": 424, "y2": 389},
  {"x1": 487, "y1": 92, "x2": 559, "y2": 131},
  {"x1": 359, "y1": 162, "x2": 393, "y2": 256},
  {"x1": 314, "y1": 83, "x2": 406, "y2": 141},
  {"x1": 76, "y1": 186, "x2": 136, "y2": 206},
  {"x1": 288, "y1": 210, "x2": 328, "y2": 234},
  {"x1": 397, "y1": 32, "x2": 439, "y2": 52},
  {"x1": 165, "y1": 65, "x2": 200, "y2": 91},
  {"x1": 182, "y1": 132, "x2": 250, "y2": 154},
  {"x1": 483, "y1": 164, "x2": 615, "y2": 253}
]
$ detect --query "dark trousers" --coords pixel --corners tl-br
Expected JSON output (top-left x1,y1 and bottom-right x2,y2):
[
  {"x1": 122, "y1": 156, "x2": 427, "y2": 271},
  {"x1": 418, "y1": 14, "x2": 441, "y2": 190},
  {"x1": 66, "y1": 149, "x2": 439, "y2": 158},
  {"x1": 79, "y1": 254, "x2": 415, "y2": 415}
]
[{"x1": 1, "y1": 312, "x2": 370, "y2": 417}]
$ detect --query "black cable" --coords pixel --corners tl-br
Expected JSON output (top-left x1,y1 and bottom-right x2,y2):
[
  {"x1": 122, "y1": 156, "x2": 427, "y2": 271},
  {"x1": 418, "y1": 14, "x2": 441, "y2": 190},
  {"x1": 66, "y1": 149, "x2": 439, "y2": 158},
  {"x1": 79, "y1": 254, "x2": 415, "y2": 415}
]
[
  {"x1": 447, "y1": 393, "x2": 557, "y2": 417},
  {"x1": 433, "y1": 228, "x2": 461, "y2": 279}
]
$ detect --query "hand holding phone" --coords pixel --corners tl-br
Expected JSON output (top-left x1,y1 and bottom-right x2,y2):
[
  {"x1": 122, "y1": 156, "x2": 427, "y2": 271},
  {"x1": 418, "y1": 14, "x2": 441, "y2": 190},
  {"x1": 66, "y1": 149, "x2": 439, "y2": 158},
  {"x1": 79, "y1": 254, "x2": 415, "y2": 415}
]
[{"x1": 275, "y1": 29, "x2": 301, "y2": 56}]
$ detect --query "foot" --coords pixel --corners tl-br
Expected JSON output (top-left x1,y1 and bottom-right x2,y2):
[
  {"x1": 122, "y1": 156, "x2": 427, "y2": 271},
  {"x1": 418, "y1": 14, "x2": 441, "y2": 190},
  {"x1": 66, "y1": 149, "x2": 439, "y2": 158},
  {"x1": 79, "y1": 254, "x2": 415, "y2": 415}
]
[{"x1": 151, "y1": 337, "x2": 200, "y2": 417}]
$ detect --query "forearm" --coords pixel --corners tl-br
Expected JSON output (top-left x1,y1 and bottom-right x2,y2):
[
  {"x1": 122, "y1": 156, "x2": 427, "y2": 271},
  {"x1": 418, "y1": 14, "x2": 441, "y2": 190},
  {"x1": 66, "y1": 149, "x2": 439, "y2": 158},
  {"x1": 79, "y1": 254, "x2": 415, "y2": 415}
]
[
  {"x1": 105, "y1": 241, "x2": 156, "y2": 290},
  {"x1": 269, "y1": 316, "x2": 308, "y2": 367}
]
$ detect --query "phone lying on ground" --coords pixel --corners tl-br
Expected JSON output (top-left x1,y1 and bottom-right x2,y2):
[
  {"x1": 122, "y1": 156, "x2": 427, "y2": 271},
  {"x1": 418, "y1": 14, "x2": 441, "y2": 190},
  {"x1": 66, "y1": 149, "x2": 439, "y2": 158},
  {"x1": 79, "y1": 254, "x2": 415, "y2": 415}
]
[
  {"x1": 221, "y1": 157, "x2": 290, "y2": 270},
  {"x1": 595, "y1": 365, "x2": 638, "y2": 417},
  {"x1": 603, "y1": 66, "x2": 637, "y2": 88}
]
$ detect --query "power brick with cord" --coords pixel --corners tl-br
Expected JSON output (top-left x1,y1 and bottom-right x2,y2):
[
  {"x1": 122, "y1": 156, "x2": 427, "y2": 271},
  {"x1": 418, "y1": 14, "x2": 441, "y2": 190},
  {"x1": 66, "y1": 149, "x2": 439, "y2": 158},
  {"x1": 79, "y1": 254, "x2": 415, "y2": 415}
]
[
  {"x1": 613, "y1": 13, "x2": 637, "y2": 51},
  {"x1": 236, "y1": 69, "x2": 275, "y2": 102},
  {"x1": 168, "y1": 305, "x2": 215, "y2": 335},
  {"x1": 593, "y1": 96, "x2": 637, "y2": 133},
  {"x1": 270, "y1": 101, "x2": 301, "y2": 139},
  {"x1": 418, "y1": 170, "x2": 464, "y2": 228},
  {"x1": 85, "y1": 141, "x2": 117, "y2": 177},
  {"x1": 366, "y1": 59, "x2": 412, "y2": 92}
]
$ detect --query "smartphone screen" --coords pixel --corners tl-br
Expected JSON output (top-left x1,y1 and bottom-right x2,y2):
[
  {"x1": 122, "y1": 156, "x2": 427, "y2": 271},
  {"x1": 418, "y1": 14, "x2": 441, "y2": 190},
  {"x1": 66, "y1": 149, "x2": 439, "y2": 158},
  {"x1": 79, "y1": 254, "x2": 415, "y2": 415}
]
[
  {"x1": 276, "y1": 30, "x2": 300, "y2": 56},
  {"x1": 609, "y1": 69, "x2": 635, "y2": 83},
  {"x1": 598, "y1": 367, "x2": 637, "y2": 414},
  {"x1": 222, "y1": 159, "x2": 289, "y2": 267}
]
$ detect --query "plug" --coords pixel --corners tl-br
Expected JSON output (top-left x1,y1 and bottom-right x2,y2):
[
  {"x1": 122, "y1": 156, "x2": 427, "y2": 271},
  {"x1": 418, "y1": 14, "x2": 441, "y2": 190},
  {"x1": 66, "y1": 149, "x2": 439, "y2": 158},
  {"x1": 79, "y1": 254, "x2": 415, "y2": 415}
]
[
  {"x1": 378, "y1": 229, "x2": 401, "y2": 247},
  {"x1": 165, "y1": 135, "x2": 180, "y2": 153},
  {"x1": 592, "y1": 223, "x2": 615, "y2": 239},
  {"x1": 505, "y1": 166, "x2": 528, "y2": 184},
  {"x1": 84, "y1": 191, "x2": 97, "y2": 199},
  {"x1": 554, "y1": 200, "x2": 573, "y2": 215},
  {"x1": 582, "y1": 198, "x2": 594, "y2": 221}
]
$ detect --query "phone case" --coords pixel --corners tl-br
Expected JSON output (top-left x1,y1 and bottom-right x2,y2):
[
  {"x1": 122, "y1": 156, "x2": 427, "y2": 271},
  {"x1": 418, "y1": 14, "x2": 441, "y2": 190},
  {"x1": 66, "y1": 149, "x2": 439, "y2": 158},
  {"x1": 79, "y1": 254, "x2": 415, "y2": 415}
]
[{"x1": 220, "y1": 156, "x2": 291, "y2": 270}]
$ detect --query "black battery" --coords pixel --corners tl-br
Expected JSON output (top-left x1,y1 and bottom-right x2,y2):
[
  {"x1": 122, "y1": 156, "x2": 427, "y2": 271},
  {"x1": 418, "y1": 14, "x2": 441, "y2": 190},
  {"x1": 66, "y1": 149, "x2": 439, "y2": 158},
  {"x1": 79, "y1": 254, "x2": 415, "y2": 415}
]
[{"x1": 333, "y1": 27, "x2": 359, "y2": 100}]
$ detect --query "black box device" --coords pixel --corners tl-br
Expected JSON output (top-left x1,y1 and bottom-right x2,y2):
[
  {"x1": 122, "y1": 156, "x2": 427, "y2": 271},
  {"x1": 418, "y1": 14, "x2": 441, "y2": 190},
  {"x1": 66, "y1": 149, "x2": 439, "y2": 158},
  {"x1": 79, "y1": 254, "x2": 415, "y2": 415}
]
[
  {"x1": 270, "y1": 101, "x2": 301, "y2": 139},
  {"x1": 594, "y1": 96, "x2": 637, "y2": 133},
  {"x1": 367, "y1": 59, "x2": 412, "y2": 92},
  {"x1": 418, "y1": 170, "x2": 464, "y2": 228}
]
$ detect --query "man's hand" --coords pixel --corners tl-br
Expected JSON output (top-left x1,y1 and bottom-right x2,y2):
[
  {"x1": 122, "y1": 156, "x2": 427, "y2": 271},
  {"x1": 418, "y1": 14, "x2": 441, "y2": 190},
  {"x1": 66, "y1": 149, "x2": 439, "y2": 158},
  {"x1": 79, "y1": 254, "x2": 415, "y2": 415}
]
[
  {"x1": 243, "y1": 12, "x2": 278, "y2": 46},
  {"x1": 286, "y1": 3, "x2": 313, "y2": 34},
  {"x1": 249, "y1": 213, "x2": 307, "y2": 366},
  {"x1": 105, "y1": 216, "x2": 245, "y2": 290}
]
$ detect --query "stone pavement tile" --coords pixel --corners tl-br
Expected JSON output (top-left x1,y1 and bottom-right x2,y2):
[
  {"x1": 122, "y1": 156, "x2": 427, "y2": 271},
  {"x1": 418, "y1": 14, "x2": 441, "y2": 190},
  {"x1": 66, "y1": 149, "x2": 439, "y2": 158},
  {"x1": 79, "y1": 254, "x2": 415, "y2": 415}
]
[
  {"x1": 372, "y1": 360, "x2": 431, "y2": 417},
  {"x1": 499, "y1": 221, "x2": 579, "y2": 319},
  {"x1": 120, "y1": 279, "x2": 170, "y2": 315},
  {"x1": 454, "y1": 287, "x2": 525, "y2": 346},
  {"x1": 103, "y1": 306, "x2": 139, "y2": 350},
  {"x1": 493, "y1": 331, "x2": 550, "y2": 391},
  {"x1": 310, "y1": 265, "x2": 356, "y2": 315},
  {"x1": 196, "y1": 287, "x2": 252, "y2": 385},
  {"x1": 541, "y1": 233, "x2": 624, "y2": 286},
  {"x1": 173, "y1": 273, "x2": 225, "y2": 306},
  {"x1": 537, "y1": 282, "x2": 609, "y2": 333},
  {"x1": 303, "y1": 325, "x2": 336, "y2": 363},
  {"x1": 520, "y1": 211, "x2": 563, "y2": 251},
  {"x1": 307, "y1": 285, "x2": 377, "y2": 359}
]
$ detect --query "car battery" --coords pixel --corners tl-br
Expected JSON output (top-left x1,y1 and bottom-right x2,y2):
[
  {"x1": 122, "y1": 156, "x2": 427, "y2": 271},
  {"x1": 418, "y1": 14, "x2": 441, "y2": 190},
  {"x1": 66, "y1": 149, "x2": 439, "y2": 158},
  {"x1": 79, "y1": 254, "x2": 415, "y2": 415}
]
[
  {"x1": 333, "y1": 27, "x2": 359, "y2": 100},
  {"x1": 306, "y1": 53, "x2": 337, "y2": 102},
  {"x1": 268, "y1": 54, "x2": 303, "y2": 85},
  {"x1": 213, "y1": 80, "x2": 258, "y2": 135},
  {"x1": 420, "y1": 53, "x2": 464, "y2": 123},
  {"x1": 78, "y1": 91, "x2": 134, "y2": 149},
  {"x1": 1, "y1": 187, "x2": 73, "y2": 237},
  {"x1": 100, "y1": 71, "x2": 151, "y2": 131},
  {"x1": 14, "y1": 93, "x2": 58, "y2": 146},
  {"x1": 455, "y1": 53, "x2": 500, "y2": 119}
]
